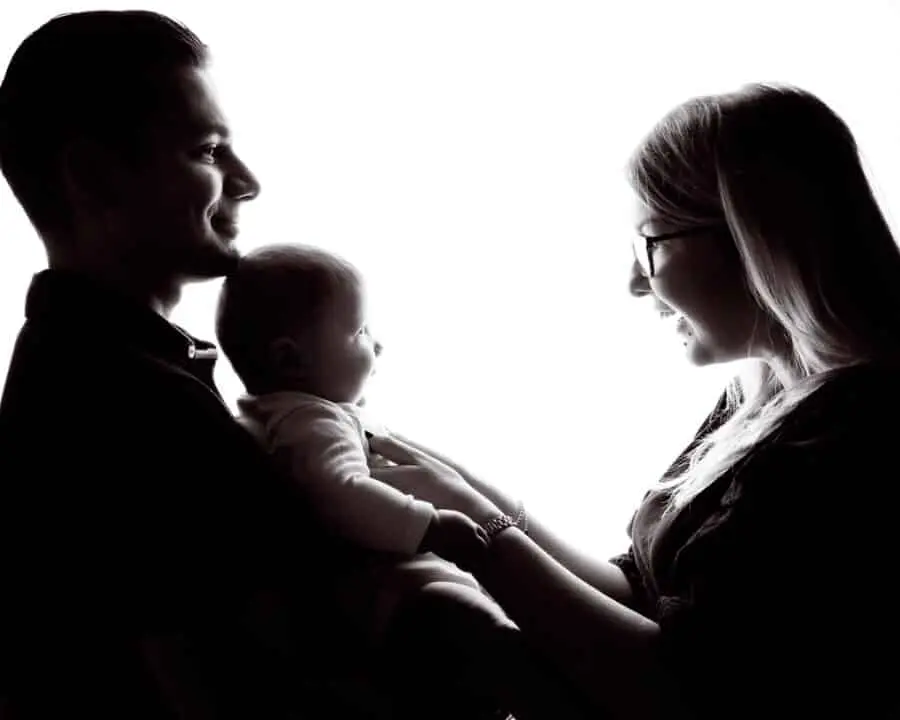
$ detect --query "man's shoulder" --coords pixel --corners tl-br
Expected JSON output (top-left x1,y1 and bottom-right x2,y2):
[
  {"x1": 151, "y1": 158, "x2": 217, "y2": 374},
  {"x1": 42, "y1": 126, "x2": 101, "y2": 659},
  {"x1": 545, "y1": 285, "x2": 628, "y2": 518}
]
[{"x1": 0, "y1": 321, "x2": 235, "y2": 445}]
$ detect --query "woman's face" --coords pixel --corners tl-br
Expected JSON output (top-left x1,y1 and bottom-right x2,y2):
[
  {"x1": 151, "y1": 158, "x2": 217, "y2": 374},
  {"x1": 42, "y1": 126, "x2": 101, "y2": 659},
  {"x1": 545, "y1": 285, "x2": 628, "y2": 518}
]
[{"x1": 628, "y1": 199, "x2": 778, "y2": 367}]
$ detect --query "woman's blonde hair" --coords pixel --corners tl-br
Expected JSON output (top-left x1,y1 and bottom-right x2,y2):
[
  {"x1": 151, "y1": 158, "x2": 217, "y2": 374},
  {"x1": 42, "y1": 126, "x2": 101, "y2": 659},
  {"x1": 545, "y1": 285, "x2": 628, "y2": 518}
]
[{"x1": 627, "y1": 83, "x2": 900, "y2": 509}]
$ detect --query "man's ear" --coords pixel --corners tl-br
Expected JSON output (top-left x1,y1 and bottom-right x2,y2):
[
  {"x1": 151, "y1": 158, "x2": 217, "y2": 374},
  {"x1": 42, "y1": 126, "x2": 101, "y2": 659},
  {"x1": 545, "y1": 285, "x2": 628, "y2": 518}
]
[
  {"x1": 269, "y1": 336, "x2": 313, "y2": 378},
  {"x1": 60, "y1": 137, "x2": 133, "y2": 210}
]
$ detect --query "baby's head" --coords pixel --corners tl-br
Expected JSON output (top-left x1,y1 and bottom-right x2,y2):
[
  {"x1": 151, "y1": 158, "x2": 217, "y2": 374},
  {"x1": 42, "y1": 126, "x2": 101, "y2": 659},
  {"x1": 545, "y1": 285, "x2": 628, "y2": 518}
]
[{"x1": 216, "y1": 243, "x2": 382, "y2": 403}]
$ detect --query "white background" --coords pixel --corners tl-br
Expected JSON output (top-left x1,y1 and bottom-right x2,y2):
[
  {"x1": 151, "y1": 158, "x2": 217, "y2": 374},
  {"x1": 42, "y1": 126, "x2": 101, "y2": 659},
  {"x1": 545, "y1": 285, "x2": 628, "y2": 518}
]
[{"x1": 2, "y1": 1, "x2": 899, "y2": 555}]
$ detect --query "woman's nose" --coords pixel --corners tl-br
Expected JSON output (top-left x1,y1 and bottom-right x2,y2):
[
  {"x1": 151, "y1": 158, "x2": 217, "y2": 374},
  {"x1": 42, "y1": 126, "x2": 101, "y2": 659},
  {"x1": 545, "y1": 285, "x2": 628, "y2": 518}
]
[
  {"x1": 628, "y1": 259, "x2": 651, "y2": 298},
  {"x1": 374, "y1": 340, "x2": 384, "y2": 357}
]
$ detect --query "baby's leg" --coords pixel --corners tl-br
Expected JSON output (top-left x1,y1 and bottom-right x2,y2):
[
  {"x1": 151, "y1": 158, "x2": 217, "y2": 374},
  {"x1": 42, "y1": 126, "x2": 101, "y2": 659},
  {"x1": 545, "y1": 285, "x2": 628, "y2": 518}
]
[{"x1": 380, "y1": 580, "x2": 601, "y2": 720}]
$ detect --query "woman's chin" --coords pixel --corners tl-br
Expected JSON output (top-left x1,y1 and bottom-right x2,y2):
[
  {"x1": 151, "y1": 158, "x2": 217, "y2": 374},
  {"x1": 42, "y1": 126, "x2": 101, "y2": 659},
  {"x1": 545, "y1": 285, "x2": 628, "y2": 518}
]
[{"x1": 680, "y1": 330, "x2": 714, "y2": 366}]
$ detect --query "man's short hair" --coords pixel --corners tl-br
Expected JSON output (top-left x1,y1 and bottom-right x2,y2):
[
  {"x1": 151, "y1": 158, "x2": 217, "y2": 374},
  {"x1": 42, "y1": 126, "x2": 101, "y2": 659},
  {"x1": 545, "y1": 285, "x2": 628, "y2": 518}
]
[{"x1": 0, "y1": 10, "x2": 208, "y2": 234}]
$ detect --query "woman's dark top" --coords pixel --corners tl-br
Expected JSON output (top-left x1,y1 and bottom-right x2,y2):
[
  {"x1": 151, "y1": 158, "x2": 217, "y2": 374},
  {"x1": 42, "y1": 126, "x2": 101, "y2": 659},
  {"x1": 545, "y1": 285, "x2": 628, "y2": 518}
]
[{"x1": 611, "y1": 361, "x2": 900, "y2": 719}]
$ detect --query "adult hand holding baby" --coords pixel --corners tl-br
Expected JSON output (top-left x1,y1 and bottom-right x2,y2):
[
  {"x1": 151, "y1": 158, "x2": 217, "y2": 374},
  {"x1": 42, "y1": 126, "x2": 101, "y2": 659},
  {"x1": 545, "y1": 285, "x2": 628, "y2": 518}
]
[{"x1": 368, "y1": 435, "x2": 501, "y2": 525}]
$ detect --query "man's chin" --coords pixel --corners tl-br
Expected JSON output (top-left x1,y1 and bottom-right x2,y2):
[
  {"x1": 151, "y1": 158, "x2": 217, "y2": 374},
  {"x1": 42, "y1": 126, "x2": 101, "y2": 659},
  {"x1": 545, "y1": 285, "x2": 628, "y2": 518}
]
[
  {"x1": 182, "y1": 243, "x2": 241, "y2": 281},
  {"x1": 180, "y1": 252, "x2": 240, "y2": 283}
]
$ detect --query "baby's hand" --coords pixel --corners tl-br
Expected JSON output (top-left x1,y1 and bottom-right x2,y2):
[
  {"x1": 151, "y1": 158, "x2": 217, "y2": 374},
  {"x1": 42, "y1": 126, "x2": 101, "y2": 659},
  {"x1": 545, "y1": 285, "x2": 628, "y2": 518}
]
[{"x1": 418, "y1": 509, "x2": 488, "y2": 570}]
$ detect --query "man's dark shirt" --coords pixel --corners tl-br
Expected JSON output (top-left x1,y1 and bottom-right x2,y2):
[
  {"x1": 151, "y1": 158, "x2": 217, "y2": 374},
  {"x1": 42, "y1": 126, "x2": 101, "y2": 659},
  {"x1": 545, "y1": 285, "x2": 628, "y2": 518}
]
[{"x1": 0, "y1": 269, "x2": 342, "y2": 718}]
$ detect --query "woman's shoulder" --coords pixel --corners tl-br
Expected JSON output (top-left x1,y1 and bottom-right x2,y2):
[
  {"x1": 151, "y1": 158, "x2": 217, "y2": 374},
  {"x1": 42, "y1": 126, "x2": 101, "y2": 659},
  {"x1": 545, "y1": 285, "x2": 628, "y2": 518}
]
[
  {"x1": 785, "y1": 357, "x2": 900, "y2": 434},
  {"x1": 820, "y1": 356, "x2": 900, "y2": 392},
  {"x1": 738, "y1": 358, "x2": 900, "y2": 509}
]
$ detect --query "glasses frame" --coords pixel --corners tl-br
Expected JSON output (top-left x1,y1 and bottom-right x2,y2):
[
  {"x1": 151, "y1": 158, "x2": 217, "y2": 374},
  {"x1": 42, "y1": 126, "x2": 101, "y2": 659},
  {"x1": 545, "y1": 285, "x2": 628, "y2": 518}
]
[{"x1": 633, "y1": 223, "x2": 724, "y2": 278}]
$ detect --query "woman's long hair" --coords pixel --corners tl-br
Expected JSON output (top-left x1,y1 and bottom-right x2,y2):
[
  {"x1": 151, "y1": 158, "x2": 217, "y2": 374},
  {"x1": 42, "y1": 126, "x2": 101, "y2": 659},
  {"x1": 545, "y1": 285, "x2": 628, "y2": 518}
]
[{"x1": 627, "y1": 83, "x2": 900, "y2": 509}]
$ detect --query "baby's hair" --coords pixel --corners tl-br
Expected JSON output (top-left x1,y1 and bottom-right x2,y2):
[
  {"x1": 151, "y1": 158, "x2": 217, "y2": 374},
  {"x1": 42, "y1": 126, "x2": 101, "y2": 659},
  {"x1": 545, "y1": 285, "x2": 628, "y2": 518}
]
[{"x1": 216, "y1": 243, "x2": 362, "y2": 395}]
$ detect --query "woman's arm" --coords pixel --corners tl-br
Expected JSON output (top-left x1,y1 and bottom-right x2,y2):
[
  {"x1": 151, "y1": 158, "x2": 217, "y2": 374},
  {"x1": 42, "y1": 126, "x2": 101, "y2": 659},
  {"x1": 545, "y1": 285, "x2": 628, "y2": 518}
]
[
  {"x1": 369, "y1": 435, "x2": 688, "y2": 720},
  {"x1": 474, "y1": 528, "x2": 688, "y2": 720},
  {"x1": 386, "y1": 432, "x2": 636, "y2": 607}
]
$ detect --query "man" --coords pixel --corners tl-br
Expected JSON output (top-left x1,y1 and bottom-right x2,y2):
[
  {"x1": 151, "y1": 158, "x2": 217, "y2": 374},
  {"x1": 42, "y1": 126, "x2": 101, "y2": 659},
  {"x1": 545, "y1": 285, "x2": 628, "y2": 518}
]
[
  {"x1": 0, "y1": 11, "x2": 350, "y2": 718},
  {"x1": 0, "y1": 12, "x2": 594, "y2": 719}
]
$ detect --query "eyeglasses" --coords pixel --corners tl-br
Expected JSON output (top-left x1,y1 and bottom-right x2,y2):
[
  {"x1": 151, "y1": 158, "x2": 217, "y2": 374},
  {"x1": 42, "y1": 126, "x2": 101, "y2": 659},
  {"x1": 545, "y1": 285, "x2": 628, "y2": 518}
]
[{"x1": 632, "y1": 223, "x2": 724, "y2": 278}]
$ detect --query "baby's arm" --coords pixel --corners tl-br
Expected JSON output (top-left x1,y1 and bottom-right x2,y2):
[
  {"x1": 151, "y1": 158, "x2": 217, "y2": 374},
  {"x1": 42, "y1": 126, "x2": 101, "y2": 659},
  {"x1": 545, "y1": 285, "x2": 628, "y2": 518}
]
[
  {"x1": 272, "y1": 400, "x2": 436, "y2": 555},
  {"x1": 418, "y1": 509, "x2": 489, "y2": 569}
]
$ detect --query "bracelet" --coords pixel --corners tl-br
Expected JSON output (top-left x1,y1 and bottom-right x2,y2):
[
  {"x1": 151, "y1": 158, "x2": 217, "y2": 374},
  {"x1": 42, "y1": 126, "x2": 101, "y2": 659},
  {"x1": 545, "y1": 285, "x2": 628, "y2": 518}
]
[
  {"x1": 481, "y1": 513, "x2": 518, "y2": 541},
  {"x1": 512, "y1": 500, "x2": 529, "y2": 535},
  {"x1": 480, "y1": 501, "x2": 529, "y2": 542}
]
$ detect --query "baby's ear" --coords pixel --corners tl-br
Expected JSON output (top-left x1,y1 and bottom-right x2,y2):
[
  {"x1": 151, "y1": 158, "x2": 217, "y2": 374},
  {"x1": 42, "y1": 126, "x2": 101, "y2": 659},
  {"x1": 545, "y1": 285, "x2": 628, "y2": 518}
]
[{"x1": 269, "y1": 336, "x2": 312, "y2": 377}]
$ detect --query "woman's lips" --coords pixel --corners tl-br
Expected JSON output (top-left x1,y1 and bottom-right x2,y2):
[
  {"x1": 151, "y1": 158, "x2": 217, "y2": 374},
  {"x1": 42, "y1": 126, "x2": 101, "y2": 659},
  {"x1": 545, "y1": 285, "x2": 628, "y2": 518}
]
[{"x1": 659, "y1": 311, "x2": 691, "y2": 334}]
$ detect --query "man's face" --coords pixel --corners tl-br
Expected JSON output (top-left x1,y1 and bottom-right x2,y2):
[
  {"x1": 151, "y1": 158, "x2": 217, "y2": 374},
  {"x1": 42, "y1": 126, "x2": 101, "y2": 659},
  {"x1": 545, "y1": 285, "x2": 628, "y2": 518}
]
[{"x1": 110, "y1": 65, "x2": 260, "y2": 283}]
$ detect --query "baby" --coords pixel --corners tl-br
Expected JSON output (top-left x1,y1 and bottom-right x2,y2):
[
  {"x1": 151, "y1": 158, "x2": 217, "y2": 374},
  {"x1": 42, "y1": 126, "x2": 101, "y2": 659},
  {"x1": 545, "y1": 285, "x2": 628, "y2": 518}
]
[{"x1": 214, "y1": 243, "x2": 501, "y2": 644}]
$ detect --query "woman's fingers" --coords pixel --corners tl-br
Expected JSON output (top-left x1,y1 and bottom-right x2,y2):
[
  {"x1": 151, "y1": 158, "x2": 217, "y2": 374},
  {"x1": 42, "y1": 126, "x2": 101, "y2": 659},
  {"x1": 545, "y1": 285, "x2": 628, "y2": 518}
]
[
  {"x1": 389, "y1": 432, "x2": 448, "y2": 462},
  {"x1": 368, "y1": 433, "x2": 430, "y2": 466},
  {"x1": 390, "y1": 432, "x2": 465, "y2": 475},
  {"x1": 371, "y1": 465, "x2": 462, "y2": 512},
  {"x1": 371, "y1": 461, "x2": 497, "y2": 520},
  {"x1": 369, "y1": 466, "x2": 422, "y2": 495},
  {"x1": 388, "y1": 431, "x2": 431, "y2": 454}
]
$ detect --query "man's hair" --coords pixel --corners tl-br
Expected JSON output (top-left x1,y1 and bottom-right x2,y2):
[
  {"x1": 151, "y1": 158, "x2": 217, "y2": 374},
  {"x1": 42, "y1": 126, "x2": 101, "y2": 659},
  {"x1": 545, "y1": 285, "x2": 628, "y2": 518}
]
[
  {"x1": 216, "y1": 244, "x2": 363, "y2": 395},
  {"x1": 0, "y1": 10, "x2": 208, "y2": 234}
]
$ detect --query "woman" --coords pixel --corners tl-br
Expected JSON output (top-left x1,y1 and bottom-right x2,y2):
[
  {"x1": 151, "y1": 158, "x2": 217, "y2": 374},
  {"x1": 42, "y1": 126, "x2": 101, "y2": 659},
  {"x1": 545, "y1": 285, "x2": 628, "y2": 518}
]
[{"x1": 369, "y1": 83, "x2": 900, "y2": 719}]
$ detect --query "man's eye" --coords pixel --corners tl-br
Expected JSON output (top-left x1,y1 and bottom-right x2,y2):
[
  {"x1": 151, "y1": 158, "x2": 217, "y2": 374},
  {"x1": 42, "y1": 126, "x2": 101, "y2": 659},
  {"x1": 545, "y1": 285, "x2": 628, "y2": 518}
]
[{"x1": 199, "y1": 143, "x2": 219, "y2": 162}]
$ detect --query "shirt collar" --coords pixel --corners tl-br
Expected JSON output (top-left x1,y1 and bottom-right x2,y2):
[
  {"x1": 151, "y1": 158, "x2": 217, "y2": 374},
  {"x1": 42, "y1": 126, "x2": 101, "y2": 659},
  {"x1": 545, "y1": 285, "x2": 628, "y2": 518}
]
[{"x1": 24, "y1": 269, "x2": 219, "y2": 373}]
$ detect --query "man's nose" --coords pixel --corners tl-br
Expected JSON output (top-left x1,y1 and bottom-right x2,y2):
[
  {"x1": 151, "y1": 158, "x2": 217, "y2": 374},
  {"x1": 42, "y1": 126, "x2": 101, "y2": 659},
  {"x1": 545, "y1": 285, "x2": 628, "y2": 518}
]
[{"x1": 225, "y1": 154, "x2": 261, "y2": 201}]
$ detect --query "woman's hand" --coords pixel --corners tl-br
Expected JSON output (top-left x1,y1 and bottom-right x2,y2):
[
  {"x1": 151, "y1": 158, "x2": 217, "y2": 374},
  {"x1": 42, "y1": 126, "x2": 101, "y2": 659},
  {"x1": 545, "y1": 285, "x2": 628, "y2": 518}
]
[
  {"x1": 385, "y1": 432, "x2": 479, "y2": 486},
  {"x1": 382, "y1": 431, "x2": 522, "y2": 522},
  {"x1": 368, "y1": 435, "x2": 501, "y2": 523}
]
